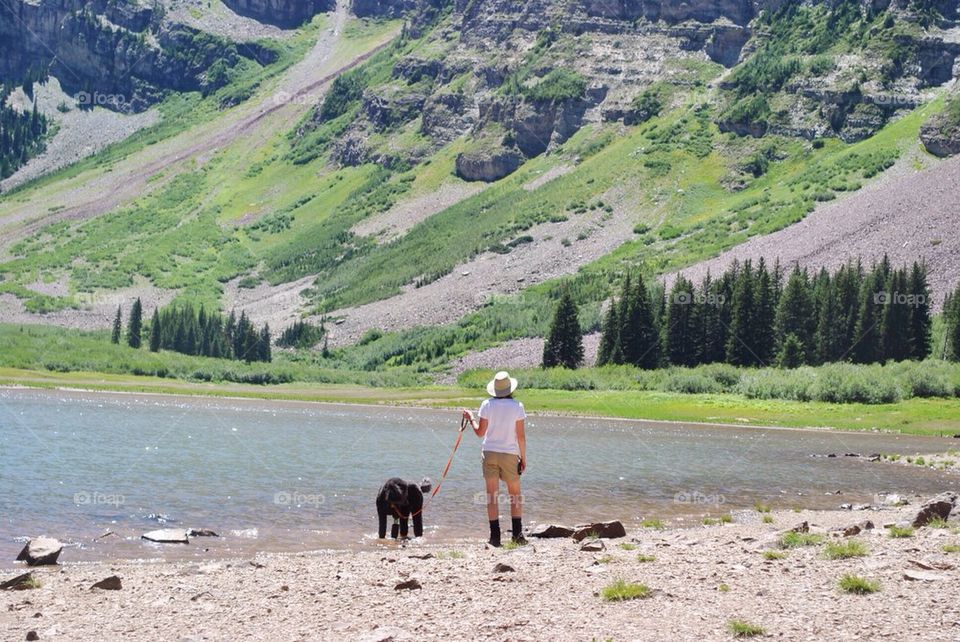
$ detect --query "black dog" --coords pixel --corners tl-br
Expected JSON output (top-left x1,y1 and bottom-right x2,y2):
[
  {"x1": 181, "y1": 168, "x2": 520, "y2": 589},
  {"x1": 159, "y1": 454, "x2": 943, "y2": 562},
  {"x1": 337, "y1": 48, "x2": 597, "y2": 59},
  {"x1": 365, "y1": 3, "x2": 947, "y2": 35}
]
[{"x1": 377, "y1": 477, "x2": 431, "y2": 539}]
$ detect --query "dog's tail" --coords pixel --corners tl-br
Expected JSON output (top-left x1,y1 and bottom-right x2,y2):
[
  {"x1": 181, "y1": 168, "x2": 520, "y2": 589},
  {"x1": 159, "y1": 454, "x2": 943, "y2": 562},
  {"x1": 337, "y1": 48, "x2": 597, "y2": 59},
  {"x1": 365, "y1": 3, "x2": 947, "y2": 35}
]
[{"x1": 419, "y1": 477, "x2": 433, "y2": 494}]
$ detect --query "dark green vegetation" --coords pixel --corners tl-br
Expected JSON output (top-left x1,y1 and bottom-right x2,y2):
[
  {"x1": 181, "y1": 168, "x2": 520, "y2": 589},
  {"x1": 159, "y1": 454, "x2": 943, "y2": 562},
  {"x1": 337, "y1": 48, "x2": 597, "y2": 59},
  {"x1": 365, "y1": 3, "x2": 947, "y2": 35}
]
[
  {"x1": 277, "y1": 320, "x2": 326, "y2": 350},
  {"x1": 594, "y1": 257, "x2": 933, "y2": 372},
  {"x1": 148, "y1": 304, "x2": 272, "y2": 362},
  {"x1": 459, "y1": 359, "x2": 960, "y2": 405},
  {"x1": 0, "y1": 84, "x2": 49, "y2": 178},
  {"x1": 944, "y1": 283, "x2": 960, "y2": 361},
  {"x1": 838, "y1": 574, "x2": 881, "y2": 595},
  {"x1": 542, "y1": 292, "x2": 584, "y2": 369}
]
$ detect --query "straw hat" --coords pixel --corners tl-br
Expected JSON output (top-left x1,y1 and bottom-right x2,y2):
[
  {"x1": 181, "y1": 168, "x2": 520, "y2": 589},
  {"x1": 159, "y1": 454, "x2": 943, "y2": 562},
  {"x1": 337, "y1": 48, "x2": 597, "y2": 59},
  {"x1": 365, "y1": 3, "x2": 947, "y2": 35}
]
[{"x1": 486, "y1": 370, "x2": 519, "y2": 398}]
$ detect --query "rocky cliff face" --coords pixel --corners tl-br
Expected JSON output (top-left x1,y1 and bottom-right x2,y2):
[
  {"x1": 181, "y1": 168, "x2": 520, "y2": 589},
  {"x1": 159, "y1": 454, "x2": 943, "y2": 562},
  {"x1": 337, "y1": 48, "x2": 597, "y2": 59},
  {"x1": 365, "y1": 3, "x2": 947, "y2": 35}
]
[
  {"x1": 305, "y1": 0, "x2": 960, "y2": 181},
  {"x1": 0, "y1": 0, "x2": 257, "y2": 112},
  {"x1": 223, "y1": 0, "x2": 334, "y2": 27}
]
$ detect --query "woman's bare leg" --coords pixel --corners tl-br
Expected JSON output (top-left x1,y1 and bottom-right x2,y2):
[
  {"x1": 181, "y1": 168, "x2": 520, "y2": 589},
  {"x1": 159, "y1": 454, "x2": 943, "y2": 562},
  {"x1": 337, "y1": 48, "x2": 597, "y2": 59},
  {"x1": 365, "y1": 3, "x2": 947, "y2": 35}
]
[
  {"x1": 506, "y1": 479, "x2": 522, "y2": 518},
  {"x1": 485, "y1": 476, "x2": 499, "y2": 520}
]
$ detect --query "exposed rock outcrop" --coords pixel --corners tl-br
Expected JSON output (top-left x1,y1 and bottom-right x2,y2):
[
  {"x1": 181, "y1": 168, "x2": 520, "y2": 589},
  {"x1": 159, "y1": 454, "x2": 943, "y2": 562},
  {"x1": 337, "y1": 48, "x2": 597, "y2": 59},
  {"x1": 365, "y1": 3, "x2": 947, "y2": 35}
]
[
  {"x1": 920, "y1": 108, "x2": 960, "y2": 158},
  {"x1": 455, "y1": 148, "x2": 522, "y2": 182},
  {"x1": 0, "y1": 0, "x2": 256, "y2": 112},
  {"x1": 223, "y1": 0, "x2": 334, "y2": 27}
]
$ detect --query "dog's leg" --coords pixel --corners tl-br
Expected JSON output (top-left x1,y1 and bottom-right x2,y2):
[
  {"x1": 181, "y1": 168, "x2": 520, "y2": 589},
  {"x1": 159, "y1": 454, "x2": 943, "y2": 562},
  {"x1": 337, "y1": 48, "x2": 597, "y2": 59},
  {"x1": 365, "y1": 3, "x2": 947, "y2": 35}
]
[
  {"x1": 377, "y1": 495, "x2": 389, "y2": 538},
  {"x1": 413, "y1": 513, "x2": 423, "y2": 538},
  {"x1": 391, "y1": 520, "x2": 400, "y2": 539},
  {"x1": 399, "y1": 517, "x2": 409, "y2": 539}
]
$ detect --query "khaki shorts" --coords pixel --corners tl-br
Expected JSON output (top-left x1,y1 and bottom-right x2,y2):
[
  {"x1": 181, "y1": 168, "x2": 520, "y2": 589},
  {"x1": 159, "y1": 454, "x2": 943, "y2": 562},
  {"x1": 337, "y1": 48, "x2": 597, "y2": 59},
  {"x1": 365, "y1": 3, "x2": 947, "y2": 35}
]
[{"x1": 482, "y1": 451, "x2": 521, "y2": 483}]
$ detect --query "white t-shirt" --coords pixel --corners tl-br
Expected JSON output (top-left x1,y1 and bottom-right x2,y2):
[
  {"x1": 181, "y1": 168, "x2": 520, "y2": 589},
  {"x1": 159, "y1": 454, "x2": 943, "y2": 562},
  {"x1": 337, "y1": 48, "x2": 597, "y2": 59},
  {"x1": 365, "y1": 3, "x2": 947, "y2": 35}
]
[{"x1": 478, "y1": 397, "x2": 525, "y2": 455}]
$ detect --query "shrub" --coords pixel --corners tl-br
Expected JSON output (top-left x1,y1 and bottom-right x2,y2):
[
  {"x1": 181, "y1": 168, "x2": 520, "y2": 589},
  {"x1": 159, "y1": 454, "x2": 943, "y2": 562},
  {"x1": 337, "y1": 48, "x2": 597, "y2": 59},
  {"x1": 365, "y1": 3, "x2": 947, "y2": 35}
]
[
  {"x1": 524, "y1": 69, "x2": 587, "y2": 103},
  {"x1": 662, "y1": 370, "x2": 723, "y2": 394}
]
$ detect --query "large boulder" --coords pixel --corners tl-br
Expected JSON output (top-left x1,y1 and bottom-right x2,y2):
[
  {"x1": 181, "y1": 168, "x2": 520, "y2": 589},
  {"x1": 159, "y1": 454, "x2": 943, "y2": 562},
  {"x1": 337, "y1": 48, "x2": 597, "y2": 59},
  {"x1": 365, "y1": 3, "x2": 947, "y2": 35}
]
[
  {"x1": 920, "y1": 113, "x2": 960, "y2": 158},
  {"x1": 455, "y1": 148, "x2": 522, "y2": 182},
  {"x1": 142, "y1": 529, "x2": 189, "y2": 544},
  {"x1": 911, "y1": 492, "x2": 957, "y2": 527},
  {"x1": 572, "y1": 521, "x2": 627, "y2": 542},
  {"x1": 530, "y1": 524, "x2": 575, "y2": 539},
  {"x1": 16, "y1": 537, "x2": 63, "y2": 566}
]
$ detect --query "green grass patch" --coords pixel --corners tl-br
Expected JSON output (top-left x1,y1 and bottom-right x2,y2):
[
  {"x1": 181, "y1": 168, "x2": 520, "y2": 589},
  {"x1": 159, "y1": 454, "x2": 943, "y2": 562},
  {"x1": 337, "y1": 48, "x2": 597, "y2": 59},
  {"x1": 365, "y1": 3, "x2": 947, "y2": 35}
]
[
  {"x1": 762, "y1": 551, "x2": 787, "y2": 560},
  {"x1": 838, "y1": 574, "x2": 881, "y2": 595},
  {"x1": 887, "y1": 525, "x2": 915, "y2": 539},
  {"x1": 618, "y1": 542, "x2": 637, "y2": 551},
  {"x1": 823, "y1": 539, "x2": 869, "y2": 560},
  {"x1": 641, "y1": 519, "x2": 665, "y2": 530},
  {"x1": 727, "y1": 619, "x2": 765, "y2": 638},
  {"x1": 778, "y1": 532, "x2": 825, "y2": 549},
  {"x1": 601, "y1": 579, "x2": 652, "y2": 602},
  {"x1": 636, "y1": 554, "x2": 656, "y2": 563}
]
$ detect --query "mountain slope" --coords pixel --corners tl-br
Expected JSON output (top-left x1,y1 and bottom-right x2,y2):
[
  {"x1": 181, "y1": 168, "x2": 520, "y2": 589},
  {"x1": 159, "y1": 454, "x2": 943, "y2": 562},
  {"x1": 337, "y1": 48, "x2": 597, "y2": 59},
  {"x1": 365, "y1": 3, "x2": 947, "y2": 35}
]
[{"x1": 0, "y1": 0, "x2": 958, "y2": 373}]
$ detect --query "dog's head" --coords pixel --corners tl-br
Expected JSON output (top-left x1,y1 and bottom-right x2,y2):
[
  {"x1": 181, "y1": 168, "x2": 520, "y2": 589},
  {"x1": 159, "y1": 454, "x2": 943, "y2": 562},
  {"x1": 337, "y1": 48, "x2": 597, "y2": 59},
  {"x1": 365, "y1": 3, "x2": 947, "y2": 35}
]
[{"x1": 419, "y1": 477, "x2": 432, "y2": 494}]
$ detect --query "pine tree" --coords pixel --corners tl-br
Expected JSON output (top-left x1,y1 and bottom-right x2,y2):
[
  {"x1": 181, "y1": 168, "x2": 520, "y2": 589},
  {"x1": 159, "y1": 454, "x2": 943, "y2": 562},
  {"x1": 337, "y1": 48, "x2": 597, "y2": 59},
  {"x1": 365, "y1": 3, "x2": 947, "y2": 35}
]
[
  {"x1": 752, "y1": 258, "x2": 777, "y2": 365},
  {"x1": 726, "y1": 261, "x2": 757, "y2": 366},
  {"x1": 950, "y1": 287, "x2": 960, "y2": 362},
  {"x1": 543, "y1": 292, "x2": 584, "y2": 369},
  {"x1": 880, "y1": 268, "x2": 911, "y2": 362},
  {"x1": 664, "y1": 275, "x2": 699, "y2": 367},
  {"x1": 620, "y1": 273, "x2": 660, "y2": 369},
  {"x1": 907, "y1": 261, "x2": 932, "y2": 360},
  {"x1": 149, "y1": 308, "x2": 161, "y2": 352},
  {"x1": 596, "y1": 300, "x2": 620, "y2": 366},
  {"x1": 775, "y1": 266, "x2": 814, "y2": 365},
  {"x1": 778, "y1": 333, "x2": 805, "y2": 369},
  {"x1": 126, "y1": 298, "x2": 143, "y2": 349},
  {"x1": 814, "y1": 275, "x2": 843, "y2": 364},
  {"x1": 111, "y1": 306, "x2": 122, "y2": 344},
  {"x1": 852, "y1": 269, "x2": 884, "y2": 364},
  {"x1": 258, "y1": 325, "x2": 272, "y2": 363}
]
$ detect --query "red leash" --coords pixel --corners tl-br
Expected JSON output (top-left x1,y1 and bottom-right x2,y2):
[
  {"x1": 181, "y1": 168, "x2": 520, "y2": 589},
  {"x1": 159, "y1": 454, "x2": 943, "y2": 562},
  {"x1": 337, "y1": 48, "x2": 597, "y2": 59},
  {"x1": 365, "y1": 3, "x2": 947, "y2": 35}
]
[{"x1": 393, "y1": 415, "x2": 468, "y2": 520}]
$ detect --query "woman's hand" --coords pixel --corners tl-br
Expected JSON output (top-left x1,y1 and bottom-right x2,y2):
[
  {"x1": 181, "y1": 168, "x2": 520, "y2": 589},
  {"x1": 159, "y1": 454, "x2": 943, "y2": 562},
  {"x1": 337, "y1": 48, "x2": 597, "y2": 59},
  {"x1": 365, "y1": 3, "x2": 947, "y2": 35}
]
[
  {"x1": 519, "y1": 457, "x2": 526, "y2": 474},
  {"x1": 461, "y1": 409, "x2": 474, "y2": 424}
]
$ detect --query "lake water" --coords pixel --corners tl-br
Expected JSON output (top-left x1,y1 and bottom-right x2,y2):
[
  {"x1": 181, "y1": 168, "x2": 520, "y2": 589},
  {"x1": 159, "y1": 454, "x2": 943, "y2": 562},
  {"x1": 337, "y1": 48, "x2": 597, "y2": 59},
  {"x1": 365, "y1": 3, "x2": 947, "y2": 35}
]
[{"x1": 1, "y1": 388, "x2": 957, "y2": 563}]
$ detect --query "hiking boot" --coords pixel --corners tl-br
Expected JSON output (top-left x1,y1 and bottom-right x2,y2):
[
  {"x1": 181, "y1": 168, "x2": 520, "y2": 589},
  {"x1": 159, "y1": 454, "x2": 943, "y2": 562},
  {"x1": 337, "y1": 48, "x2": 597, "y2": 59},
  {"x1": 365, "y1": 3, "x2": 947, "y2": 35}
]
[{"x1": 512, "y1": 535, "x2": 528, "y2": 546}]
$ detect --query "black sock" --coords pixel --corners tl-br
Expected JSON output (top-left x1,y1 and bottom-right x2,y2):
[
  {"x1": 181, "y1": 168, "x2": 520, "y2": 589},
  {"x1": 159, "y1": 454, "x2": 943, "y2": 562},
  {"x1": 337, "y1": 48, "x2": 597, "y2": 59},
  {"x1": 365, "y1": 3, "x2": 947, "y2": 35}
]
[
  {"x1": 489, "y1": 520, "x2": 501, "y2": 545},
  {"x1": 512, "y1": 517, "x2": 523, "y2": 538}
]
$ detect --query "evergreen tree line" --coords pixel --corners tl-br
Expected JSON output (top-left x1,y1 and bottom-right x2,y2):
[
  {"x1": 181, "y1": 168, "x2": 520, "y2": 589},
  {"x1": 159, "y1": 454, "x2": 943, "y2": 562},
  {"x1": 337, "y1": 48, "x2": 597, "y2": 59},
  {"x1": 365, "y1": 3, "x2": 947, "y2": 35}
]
[
  {"x1": 545, "y1": 257, "x2": 939, "y2": 370},
  {"x1": 1, "y1": 83, "x2": 49, "y2": 179},
  {"x1": 944, "y1": 282, "x2": 960, "y2": 362},
  {"x1": 111, "y1": 299, "x2": 272, "y2": 363}
]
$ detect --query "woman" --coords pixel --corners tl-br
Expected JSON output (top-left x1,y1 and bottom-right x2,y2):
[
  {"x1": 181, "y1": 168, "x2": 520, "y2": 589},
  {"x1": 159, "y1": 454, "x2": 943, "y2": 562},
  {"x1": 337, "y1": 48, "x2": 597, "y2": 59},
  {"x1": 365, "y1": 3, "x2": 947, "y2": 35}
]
[{"x1": 462, "y1": 370, "x2": 527, "y2": 547}]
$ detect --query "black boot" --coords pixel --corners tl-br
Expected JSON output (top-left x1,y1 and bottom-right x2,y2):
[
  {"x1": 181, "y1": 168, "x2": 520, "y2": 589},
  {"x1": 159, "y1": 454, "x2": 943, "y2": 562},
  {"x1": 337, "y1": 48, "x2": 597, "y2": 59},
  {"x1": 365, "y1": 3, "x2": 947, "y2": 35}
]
[
  {"x1": 488, "y1": 520, "x2": 501, "y2": 547},
  {"x1": 511, "y1": 517, "x2": 527, "y2": 545}
]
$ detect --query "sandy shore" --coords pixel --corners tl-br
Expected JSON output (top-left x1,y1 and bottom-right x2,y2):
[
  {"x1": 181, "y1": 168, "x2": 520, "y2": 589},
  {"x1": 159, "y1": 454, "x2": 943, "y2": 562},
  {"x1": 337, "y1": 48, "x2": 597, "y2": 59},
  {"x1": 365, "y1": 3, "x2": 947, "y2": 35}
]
[{"x1": 3, "y1": 506, "x2": 959, "y2": 641}]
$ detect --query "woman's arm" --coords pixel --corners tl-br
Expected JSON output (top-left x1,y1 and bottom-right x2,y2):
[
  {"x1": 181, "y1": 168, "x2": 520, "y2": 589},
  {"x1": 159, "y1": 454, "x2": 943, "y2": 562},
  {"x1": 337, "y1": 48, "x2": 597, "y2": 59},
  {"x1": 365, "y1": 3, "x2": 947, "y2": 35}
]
[
  {"x1": 516, "y1": 419, "x2": 526, "y2": 472},
  {"x1": 462, "y1": 409, "x2": 487, "y2": 437}
]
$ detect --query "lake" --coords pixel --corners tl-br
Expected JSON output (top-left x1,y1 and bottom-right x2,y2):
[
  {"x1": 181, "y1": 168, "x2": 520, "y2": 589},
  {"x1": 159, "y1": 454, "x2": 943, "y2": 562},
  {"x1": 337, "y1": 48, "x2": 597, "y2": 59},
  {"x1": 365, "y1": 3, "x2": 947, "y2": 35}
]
[{"x1": 1, "y1": 388, "x2": 957, "y2": 563}]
